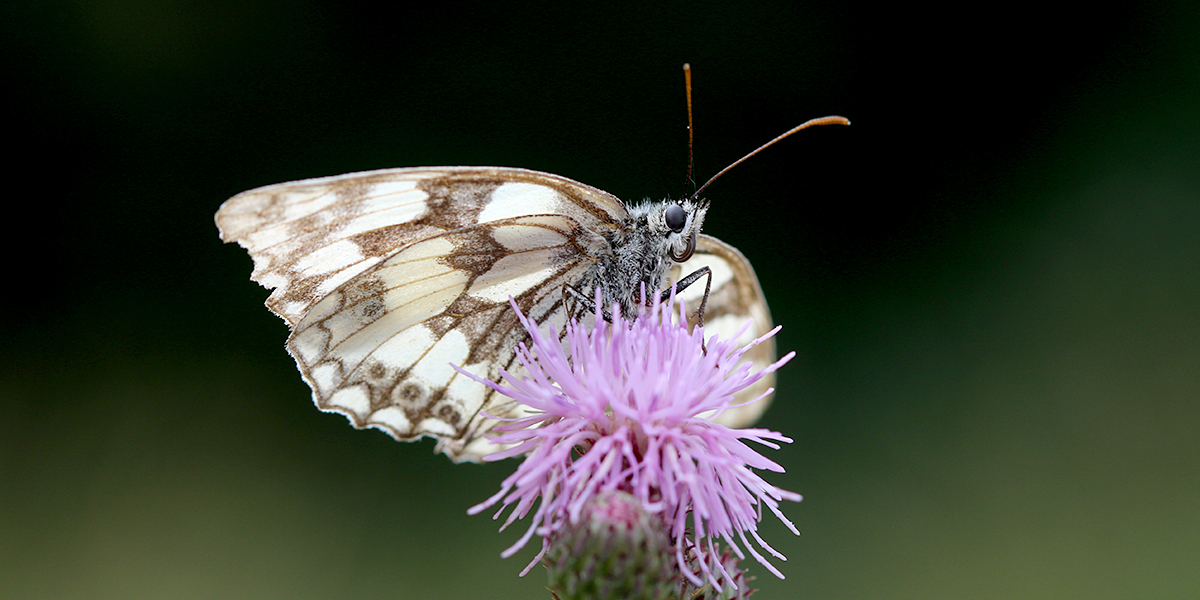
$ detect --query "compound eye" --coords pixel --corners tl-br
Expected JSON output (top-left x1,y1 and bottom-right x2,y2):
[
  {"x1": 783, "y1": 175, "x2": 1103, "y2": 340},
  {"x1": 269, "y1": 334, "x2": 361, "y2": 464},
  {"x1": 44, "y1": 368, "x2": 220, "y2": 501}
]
[{"x1": 665, "y1": 204, "x2": 688, "y2": 233}]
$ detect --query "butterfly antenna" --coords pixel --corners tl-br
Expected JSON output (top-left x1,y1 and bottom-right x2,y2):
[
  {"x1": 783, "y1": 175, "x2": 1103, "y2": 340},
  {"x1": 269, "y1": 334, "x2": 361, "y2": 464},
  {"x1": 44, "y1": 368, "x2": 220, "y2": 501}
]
[
  {"x1": 683, "y1": 63, "x2": 696, "y2": 196},
  {"x1": 689, "y1": 115, "x2": 851, "y2": 202}
]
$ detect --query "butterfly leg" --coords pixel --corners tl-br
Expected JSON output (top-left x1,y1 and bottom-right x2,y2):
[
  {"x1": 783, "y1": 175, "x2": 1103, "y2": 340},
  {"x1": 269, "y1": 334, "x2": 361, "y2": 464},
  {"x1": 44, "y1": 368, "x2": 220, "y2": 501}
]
[
  {"x1": 661, "y1": 265, "x2": 713, "y2": 326},
  {"x1": 562, "y1": 266, "x2": 713, "y2": 327},
  {"x1": 561, "y1": 282, "x2": 615, "y2": 322},
  {"x1": 658, "y1": 266, "x2": 712, "y2": 352}
]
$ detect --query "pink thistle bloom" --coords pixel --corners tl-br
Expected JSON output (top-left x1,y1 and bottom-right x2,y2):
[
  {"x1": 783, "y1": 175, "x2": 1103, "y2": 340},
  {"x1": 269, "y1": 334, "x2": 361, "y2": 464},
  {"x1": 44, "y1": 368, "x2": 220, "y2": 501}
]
[{"x1": 461, "y1": 294, "x2": 800, "y2": 592}]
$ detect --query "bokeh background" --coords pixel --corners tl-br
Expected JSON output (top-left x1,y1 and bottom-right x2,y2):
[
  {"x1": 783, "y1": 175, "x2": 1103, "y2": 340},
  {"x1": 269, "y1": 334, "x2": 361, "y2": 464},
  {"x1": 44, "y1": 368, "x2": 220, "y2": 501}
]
[{"x1": 3, "y1": 2, "x2": 1198, "y2": 599}]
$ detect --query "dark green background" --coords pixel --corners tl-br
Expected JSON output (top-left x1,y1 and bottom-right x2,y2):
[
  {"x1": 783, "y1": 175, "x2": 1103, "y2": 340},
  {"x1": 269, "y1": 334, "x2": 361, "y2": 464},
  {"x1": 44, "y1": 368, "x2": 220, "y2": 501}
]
[{"x1": 3, "y1": 2, "x2": 1198, "y2": 598}]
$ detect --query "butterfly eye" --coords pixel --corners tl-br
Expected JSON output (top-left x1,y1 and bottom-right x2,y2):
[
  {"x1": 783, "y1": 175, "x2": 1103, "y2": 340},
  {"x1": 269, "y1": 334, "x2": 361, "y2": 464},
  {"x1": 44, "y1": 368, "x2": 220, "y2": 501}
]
[{"x1": 665, "y1": 204, "x2": 688, "y2": 233}]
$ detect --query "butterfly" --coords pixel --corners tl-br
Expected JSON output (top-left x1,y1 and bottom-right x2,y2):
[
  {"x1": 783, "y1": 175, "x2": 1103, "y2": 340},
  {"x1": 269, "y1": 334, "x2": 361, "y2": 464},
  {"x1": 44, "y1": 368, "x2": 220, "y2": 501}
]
[{"x1": 216, "y1": 117, "x2": 848, "y2": 462}]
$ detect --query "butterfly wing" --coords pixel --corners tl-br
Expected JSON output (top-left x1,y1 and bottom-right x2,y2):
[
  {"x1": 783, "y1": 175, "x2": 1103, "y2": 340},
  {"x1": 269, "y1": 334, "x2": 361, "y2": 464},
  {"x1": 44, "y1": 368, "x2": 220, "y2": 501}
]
[
  {"x1": 217, "y1": 167, "x2": 628, "y2": 460},
  {"x1": 672, "y1": 234, "x2": 778, "y2": 428}
]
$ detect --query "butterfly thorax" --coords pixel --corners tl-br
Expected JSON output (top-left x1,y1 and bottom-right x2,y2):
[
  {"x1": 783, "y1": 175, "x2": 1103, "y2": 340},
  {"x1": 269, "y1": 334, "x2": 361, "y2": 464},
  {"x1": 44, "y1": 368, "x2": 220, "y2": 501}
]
[{"x1": 588, "y1": 198, "x2": 708, "y2": 315}]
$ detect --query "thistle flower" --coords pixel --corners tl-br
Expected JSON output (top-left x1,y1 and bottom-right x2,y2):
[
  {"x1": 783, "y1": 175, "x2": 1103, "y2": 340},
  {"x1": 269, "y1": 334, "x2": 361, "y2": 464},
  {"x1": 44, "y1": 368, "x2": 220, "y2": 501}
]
[{"x1": 460, "y1": 293, "x2": 800, "y2": 594}]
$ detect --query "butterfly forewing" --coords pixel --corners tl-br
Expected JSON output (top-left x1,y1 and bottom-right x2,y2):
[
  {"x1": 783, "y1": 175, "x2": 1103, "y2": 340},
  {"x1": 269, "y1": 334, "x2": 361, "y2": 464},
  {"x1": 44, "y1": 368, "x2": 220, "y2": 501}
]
[
  {"x1": 215, "y1": 167, "x2": 626, "y2": 324},
  {"x1": 217, "y1": 166, "x2": 777, "y2": 461}
]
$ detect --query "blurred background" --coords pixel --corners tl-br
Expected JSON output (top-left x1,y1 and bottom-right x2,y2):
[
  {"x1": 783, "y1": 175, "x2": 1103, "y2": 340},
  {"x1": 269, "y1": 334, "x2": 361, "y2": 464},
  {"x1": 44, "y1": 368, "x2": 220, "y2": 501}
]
[{"x1": 2, "y1": 1, "x2": 1197, "y2": 598}]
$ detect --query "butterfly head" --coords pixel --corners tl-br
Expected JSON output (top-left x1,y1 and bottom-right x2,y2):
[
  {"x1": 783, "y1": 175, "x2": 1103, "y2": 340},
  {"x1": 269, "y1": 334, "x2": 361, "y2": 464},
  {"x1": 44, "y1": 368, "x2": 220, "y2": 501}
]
[{"x1": 651, "y1": 198, "x2": 708, "y2": 263}]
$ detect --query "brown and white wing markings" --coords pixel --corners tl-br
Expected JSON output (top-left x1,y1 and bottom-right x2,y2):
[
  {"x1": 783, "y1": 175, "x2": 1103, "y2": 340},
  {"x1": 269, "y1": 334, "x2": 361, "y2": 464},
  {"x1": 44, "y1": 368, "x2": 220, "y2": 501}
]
[
  {"x1": 218, "y1": 165, "x2": 779, "y2": 460},
  {"x1": 216, "y1": 167, "x2": 626, "y2": 460},
  {"x1": 673, "y1": 235, "x2": 777, "y2": 428},
  {"x1": 292, "y1": 215, "x2": 607, "y2": 458},
  {"x1": 215, "y1": 167, "x2": 627, "y2": 325}
]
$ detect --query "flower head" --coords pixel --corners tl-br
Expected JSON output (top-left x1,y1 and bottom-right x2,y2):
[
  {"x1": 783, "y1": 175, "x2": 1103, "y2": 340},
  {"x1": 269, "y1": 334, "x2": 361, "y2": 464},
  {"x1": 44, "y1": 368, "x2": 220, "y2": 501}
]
[{"x1": 461, "y1": 293, "x2": 800, "y2": 592}]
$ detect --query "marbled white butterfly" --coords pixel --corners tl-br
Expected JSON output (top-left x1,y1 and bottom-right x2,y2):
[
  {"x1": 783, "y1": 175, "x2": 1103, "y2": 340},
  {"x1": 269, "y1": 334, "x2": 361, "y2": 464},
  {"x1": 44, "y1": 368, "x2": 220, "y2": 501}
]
[{"x1": 216, "y1": 78, "x2": 847, "y2": 461}]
